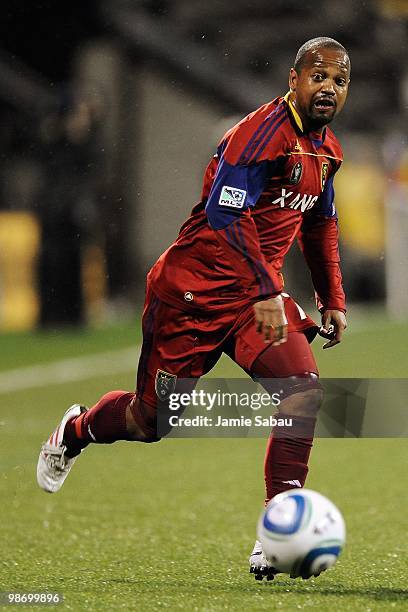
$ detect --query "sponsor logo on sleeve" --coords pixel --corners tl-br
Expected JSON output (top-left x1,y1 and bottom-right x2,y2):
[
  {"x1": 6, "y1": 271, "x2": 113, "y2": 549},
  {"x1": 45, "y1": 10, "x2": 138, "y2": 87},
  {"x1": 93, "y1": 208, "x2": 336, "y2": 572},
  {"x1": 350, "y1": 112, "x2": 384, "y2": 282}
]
[{"x1": 219, "y1": 185, "x2": 247, "y2": 208}]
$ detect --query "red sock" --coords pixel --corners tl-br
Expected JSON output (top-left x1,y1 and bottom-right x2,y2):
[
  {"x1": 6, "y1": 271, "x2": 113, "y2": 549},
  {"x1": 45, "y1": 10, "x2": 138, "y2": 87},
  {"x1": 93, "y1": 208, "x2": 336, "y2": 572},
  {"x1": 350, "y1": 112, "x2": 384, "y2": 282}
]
[
  {"x1": 64, "y1": 390, "x2": 134, "y2": 456},
  {"x1": 264, "y1": 413, "x2": 316, "y2": 504}
]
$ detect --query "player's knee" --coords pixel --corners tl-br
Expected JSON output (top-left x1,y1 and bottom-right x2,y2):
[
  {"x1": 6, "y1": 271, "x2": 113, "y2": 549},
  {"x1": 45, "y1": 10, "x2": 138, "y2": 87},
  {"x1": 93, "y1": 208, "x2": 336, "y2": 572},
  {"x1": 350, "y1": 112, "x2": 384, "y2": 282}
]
[
  {"x1": 126, "y1": 420, "x2": 161, "y2": 443},
  {"x1": 278, "y1": 388, "x2": 322, "y2": 418},
  {"x1": 278, "y1": 373, "x2": 323, "y2": 417},
  {"x1": 126, "y1": 398, "x2": 161, "y2": 443}
]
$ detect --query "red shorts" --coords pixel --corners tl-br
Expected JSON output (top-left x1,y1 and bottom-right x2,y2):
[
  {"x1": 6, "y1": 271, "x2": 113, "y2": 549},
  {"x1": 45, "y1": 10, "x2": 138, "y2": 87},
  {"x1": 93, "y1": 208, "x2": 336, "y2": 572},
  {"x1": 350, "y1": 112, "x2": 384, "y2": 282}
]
[{"x1": 136, "y1": 282, "x2": 319, "y2": 409}]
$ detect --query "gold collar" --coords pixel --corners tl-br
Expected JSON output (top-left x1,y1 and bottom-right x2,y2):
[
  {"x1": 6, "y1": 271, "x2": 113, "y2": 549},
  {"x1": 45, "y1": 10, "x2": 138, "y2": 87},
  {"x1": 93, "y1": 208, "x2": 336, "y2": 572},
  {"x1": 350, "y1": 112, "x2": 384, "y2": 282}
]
[{"x1": 284, "y1": 91, "x2": 303, "y2": 132}]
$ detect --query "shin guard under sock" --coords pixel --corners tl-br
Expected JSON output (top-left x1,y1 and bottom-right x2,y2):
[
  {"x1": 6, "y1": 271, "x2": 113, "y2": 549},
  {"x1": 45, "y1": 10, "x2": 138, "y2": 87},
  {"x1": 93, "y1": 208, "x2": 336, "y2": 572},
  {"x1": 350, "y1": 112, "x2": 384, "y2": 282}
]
[{"x1": 264, "y1": 412, "x2": 316, "y2": 504}]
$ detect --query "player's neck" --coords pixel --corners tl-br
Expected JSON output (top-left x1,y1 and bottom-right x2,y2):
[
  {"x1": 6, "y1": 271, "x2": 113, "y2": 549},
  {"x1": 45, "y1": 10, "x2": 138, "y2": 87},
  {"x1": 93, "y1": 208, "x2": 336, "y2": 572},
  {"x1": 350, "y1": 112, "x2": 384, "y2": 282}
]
[
  {"x1": 288, "y1": 94, "x2": 325, "y2": 135},
  {"x1": 295, "y1": 108, "x2": 325, "y2": 136},
  {"x1": 303, "y1": 120, "x2": 325, "y2": 135}
]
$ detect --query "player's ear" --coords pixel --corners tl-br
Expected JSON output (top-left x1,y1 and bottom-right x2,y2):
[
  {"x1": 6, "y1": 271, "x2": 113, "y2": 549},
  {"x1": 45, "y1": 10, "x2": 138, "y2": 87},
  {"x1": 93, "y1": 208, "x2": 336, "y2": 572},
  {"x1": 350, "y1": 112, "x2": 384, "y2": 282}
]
[{"x1": 289, "y1": 67, "x2": 298, "y2": 92}]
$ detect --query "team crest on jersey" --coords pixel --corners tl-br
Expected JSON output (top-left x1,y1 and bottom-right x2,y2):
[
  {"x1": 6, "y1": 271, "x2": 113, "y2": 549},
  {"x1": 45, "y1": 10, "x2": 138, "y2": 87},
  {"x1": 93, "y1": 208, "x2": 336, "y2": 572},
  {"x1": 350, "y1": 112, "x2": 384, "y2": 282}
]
[
  {"x1": 289, "y1": 161, "x2": 303, "y2": 185},
  {"x1": 321, "y1": 162, "x2": 330, "y2": 190},
  {"x1": 219, "y1": 185, "x2": 246, "y2": 208},
  {"x1": 155, "y1": 369, "x2": 177, "y2": 401}
]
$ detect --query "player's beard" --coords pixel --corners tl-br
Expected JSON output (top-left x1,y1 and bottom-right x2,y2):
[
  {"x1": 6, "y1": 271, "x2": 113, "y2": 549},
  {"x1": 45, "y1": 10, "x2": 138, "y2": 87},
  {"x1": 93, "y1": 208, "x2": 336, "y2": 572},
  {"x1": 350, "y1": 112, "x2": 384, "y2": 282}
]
[{"x1": 307, "y1": 104, "x2": 336, "y2": 129}]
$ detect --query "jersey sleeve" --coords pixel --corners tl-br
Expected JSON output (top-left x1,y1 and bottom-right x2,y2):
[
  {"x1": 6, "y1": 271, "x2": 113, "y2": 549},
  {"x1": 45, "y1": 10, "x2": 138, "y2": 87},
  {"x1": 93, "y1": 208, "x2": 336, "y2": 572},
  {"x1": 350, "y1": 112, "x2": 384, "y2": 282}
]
[
  {"x1": 205, "y1": 110, "x2": 287, "y2": 300},
  {"x1": 297, "y1": 174, "x2": 346, "y2": 312}
]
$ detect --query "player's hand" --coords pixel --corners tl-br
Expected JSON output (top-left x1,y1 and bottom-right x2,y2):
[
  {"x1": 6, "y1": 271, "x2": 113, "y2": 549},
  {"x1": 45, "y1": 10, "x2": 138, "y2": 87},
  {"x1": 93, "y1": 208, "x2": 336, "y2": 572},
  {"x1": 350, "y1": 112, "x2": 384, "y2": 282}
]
[
  {"x1": 318, "y1": 309, "x2": 347, "y2": 349},
  {"x1": 253, "y1": 295, "x2": 288, "y2": 345}
]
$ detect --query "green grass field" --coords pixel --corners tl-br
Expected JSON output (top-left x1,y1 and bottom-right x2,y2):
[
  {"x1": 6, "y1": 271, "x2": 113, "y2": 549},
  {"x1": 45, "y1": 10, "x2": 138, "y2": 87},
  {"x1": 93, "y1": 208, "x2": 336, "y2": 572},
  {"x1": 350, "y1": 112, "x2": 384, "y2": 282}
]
[{"x1": 1, "y1": 308, "x2": 407, "y2": 611}]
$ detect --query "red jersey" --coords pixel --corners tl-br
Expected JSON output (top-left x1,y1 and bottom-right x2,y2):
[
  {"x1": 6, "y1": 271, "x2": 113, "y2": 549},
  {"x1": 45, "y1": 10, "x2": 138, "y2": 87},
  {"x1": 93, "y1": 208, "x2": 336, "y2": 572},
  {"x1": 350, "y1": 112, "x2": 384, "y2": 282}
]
[{"x1": 148, "y1": 94, "x2": 346, "y2": 314}]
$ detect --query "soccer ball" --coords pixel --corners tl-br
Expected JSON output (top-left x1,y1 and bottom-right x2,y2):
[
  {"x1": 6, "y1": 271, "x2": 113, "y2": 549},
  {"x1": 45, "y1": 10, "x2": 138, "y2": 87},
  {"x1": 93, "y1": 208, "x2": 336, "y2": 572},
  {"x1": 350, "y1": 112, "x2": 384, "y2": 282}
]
[{"x1": 257, "y1": 488, "x2": 346, "y2": 578}]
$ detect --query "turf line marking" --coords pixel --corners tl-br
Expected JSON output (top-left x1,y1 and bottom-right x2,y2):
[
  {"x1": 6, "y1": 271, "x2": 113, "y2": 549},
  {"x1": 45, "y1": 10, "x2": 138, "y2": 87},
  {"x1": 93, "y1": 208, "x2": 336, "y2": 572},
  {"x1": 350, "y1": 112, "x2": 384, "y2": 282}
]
[{"x1": 0, "y1": 346, "x2": 140, "y2": 394}]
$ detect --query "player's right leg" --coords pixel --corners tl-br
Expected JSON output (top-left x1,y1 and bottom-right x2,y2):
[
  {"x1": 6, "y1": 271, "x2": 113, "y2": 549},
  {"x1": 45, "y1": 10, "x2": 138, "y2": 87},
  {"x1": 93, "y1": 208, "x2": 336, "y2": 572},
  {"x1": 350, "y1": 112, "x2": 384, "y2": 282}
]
[
  {"x1": 36, "y1": 390, "x2": 159, "y2": 493},
  {"x1": 36, "y1": 286, "x2": 202, "y2": 493}
]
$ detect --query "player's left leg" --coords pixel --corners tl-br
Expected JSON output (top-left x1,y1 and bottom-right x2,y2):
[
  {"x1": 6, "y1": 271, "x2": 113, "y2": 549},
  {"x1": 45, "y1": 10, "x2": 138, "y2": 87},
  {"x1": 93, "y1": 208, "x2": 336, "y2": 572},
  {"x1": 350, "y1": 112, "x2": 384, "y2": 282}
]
[
  {"x1": 250, "y1": 336, "x2": 321, "y2": 580},
  {"x1": 228, "y1": 296, "x2": 321, "y2": 579},
  {"x1": 250, "y1": 332, "x2": 321, "y2": 503},
  {"x1": 246, "y1": 333, "x2": 321, "y2": 580},
  {"x1": 230, "y1": 296, "x2": 321, "y2": 502}
]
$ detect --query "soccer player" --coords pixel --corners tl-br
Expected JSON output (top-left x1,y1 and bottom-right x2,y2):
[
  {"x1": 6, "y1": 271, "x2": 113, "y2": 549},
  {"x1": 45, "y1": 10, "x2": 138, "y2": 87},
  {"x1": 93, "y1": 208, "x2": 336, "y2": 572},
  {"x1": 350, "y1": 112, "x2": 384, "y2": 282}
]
[{"x1": 37, "y1": 37, "x2": 350, "y2": 580}]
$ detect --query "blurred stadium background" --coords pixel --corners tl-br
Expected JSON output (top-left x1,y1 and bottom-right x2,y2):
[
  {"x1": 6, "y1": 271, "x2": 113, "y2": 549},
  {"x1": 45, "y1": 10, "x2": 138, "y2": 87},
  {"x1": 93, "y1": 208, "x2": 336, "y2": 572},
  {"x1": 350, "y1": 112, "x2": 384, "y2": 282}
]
[{"x1": 0, "y1": 0, "x2": 407, "y2": 331}]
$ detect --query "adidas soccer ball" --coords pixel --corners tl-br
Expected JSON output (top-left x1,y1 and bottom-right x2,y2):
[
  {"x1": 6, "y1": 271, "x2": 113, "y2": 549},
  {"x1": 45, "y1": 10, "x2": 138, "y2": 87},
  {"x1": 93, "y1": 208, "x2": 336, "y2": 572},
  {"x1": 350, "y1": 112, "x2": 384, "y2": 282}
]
[{"x1": 257, "y1": 488, "x2": 346, "y2": 578}]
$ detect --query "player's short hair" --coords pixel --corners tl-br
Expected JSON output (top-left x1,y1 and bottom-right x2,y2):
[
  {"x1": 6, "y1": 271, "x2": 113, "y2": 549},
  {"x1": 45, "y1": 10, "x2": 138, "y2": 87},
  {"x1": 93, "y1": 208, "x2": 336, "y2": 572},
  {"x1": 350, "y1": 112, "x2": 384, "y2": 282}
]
[{"x1": 294, "y1": 37, "x2": 350, "y2": 73}]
